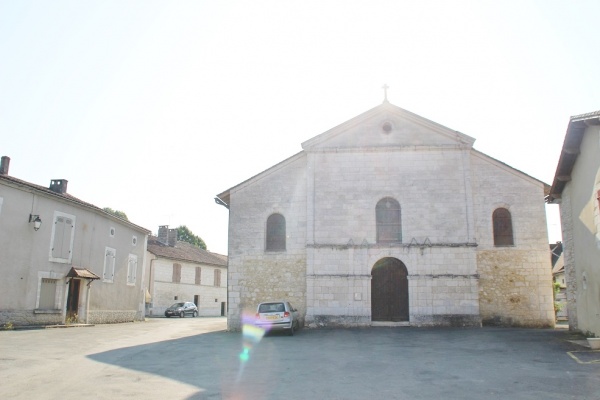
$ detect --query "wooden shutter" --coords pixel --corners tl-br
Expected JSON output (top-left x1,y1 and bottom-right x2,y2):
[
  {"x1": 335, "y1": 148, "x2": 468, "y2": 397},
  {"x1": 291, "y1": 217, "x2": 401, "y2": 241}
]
[
  {"x1": 104, "y1": 248, "x2": 116, "y2": 281},
  {"x1": 195, "y1": 267, "x2": 202, "y2": 285}
]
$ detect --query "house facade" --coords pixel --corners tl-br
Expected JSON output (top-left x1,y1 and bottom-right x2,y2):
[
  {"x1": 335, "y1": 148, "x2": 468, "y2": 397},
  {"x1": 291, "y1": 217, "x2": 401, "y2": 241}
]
[
  {"x1": 146, "y1": 226, "x2": 228, "y2": 317},
  {"x1": 217, "y1": 101, "x2": 555, "y2": 331},
  {"x1": 548, "y1": 110, "x2": 600, "y2": 336},
  {"x1": 0, "y1": 156, "x2": 150, "y2": 327}
]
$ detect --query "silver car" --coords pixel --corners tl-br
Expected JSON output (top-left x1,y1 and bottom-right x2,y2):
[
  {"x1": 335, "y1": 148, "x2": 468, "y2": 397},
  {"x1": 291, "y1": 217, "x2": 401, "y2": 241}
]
[{"x1": 254, "y1": 301, "x2": 300, "y2": 336}]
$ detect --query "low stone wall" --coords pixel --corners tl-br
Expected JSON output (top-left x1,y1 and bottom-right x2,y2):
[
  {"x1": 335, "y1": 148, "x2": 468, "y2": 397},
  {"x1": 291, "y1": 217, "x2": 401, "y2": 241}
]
[
  {"x1": 0, "y1": 310, "x2": 63, "y2": 327},
  {"x1": 410, "y1": 314, "x2": 482, "y2": 327},
  {"x1": 306, "y1": 314, "x2": 370, "y2": 328},
  {"x1": 88, "y1": 310, "x2": 141, "y2": 324}
]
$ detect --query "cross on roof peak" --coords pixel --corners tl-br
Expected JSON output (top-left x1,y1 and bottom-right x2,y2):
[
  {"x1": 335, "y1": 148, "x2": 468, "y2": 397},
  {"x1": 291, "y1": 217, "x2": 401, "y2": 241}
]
[{"x1": 382, "y1": 84, "x2": 389, "y2": 103}]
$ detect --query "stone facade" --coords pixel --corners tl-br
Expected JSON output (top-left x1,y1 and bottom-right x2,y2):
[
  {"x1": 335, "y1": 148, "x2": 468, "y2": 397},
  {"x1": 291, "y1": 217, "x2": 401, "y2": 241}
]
[
  {"x1": 146, "y1": 231, "x2": 228, "y2": 317},
  {"x1": 219, "y1": 102, "x2": 555, "y2": 331}
]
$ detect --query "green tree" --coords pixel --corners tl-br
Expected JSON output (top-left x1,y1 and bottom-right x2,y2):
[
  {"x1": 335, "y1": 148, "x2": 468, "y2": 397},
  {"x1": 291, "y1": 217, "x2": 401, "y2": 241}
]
[
  {"x1": 176, "y1": 225, "x2": 207, "y2": 250},
  {"x1": 103, "y1": 207, "x2": 129, "y2": 221}
]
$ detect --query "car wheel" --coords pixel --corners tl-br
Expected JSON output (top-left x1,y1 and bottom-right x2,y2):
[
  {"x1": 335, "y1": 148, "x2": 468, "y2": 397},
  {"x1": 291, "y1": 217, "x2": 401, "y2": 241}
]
[
  {"x1": 288, "y1": 324, "x2": 295, "y2": 336},
  {"x1": 180, "y1": 311, "x2": 184, "y2": 318},
  {"x1": 165, "y1": 315, "x2": 171, "y2": 318},
  {"x1": 193, "y1": 311, "x2": 198, "y2": 318}
]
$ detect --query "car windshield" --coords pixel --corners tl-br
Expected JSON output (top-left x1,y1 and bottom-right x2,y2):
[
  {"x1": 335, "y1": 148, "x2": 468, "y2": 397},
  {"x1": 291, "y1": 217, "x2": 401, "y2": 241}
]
[
  {"x1": 170, "y1": 303, "x2": 185, "y2": 308},
  {"x1": 259, "y1": 303, "x2": 285, "y2": 313}
]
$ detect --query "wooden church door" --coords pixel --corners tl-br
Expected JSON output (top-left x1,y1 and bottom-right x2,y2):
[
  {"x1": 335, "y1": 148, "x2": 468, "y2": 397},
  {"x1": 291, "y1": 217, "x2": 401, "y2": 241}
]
[{"x1": 371, "y1": 258, "x2": 409, "y2": 322}]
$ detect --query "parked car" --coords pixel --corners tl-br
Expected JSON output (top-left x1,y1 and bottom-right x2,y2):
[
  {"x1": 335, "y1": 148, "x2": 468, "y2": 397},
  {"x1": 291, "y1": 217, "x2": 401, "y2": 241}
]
[
  {"x1": 164, "y1": 302, "x2": 198, "y2": 318},
  {"x1": 254, "y1": 301, "x2": 300, "y2": 336}
]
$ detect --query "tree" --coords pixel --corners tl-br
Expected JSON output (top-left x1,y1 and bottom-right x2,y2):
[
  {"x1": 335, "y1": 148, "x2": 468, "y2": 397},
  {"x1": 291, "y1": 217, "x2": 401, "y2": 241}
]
[
  {"x1": 103, "y1": 207, "x2": 129, "y2": 221},
  {"x1": 176, "y1": 225, "x2": 207, "y2": 250}
]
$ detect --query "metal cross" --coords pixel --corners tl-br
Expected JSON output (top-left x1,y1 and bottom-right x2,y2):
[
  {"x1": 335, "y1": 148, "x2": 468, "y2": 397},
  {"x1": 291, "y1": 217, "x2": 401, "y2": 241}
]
[{"x1": 382, "y1": 84, "x2": 389, "y2": 102}]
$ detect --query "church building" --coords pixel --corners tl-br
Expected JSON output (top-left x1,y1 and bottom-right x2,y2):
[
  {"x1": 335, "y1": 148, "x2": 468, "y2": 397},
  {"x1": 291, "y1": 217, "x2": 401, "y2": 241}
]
[{"x1": 216, "y1": 99, "x2": 554, "y2": 330}]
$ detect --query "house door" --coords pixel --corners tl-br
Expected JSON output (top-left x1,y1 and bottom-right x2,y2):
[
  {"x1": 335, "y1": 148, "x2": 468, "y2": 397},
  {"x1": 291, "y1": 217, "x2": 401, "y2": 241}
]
[
  {"x1": 221, "y1": 302, "x2": 226, "y2": 316},
  {"x1": 371, "y1": 258, "x2": 409, "y2": 322},
  {"x1": 66, "y1": 279, "x2": 81, "y2": 319}
]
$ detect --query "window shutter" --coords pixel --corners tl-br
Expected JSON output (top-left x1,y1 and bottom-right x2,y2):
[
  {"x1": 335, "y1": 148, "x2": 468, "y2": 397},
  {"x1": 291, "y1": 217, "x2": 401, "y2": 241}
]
[
  {"x1": 195, "y1": 267, "x2": 201, "y2": 285},
  {"x1": 52, "y1": 217, "x2": 66, "y2": 258},
  {"x1": 104, "y1": 248, "x2": 116, "y2": 281}
]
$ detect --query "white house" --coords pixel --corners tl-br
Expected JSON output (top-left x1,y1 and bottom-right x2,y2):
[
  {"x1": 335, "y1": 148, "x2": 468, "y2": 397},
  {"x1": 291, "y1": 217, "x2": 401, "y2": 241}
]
[
  {"x1": 217, "y1": 100, "x2": 555, "y2": 330},
  {"x1": 0, "y1": 156, "x2": 150, "y2": 326},
  {"x1": 548, "y1": 110, "x2": 600, "y2": 336},
  {"x1": 146, "y1": 226, "x2": 228, "y2": 317}
]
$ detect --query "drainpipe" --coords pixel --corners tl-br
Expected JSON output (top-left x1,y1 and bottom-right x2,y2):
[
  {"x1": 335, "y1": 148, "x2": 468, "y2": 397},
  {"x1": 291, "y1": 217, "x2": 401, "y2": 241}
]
[{"x1": 86, "y1": 280, "x2": 92, "y2": 324}]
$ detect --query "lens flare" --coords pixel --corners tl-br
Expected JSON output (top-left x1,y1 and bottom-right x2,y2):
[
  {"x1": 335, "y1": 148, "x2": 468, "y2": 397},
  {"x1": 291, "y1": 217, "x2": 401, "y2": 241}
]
[{"x1": 235, "y1": 312, "x2": 269, "y2": 383}]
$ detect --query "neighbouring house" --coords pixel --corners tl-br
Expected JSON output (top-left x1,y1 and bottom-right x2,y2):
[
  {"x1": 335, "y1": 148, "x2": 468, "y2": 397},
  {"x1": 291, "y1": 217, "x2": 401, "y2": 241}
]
[
  {"x1": 145, "y1": 226, "x2": 228, "y2": 317},
  {"x1": 216, "y1": 100, "x2": 555, "y2": 331},
  {"x1": 0, "y1": 156, "x2": 150, "y2": 327},
  {"x1": 547, "y1": 110, "x2": 600, "y2": 336},
  {"x1": 550, "y1": 242, "x2": 567, "y2": 321}
]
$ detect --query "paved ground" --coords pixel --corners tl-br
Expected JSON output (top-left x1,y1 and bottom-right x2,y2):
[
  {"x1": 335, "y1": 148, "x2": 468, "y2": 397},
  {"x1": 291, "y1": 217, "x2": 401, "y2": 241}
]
[{"x1": 1, "y1": 317, "x2": 599, "y2": 400}]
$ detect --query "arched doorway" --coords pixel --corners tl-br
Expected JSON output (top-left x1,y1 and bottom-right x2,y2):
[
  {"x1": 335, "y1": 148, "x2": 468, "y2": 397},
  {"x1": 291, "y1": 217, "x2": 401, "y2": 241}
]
[{"x1": 371, "y1": 258, "x2": 409, "y2": 322}]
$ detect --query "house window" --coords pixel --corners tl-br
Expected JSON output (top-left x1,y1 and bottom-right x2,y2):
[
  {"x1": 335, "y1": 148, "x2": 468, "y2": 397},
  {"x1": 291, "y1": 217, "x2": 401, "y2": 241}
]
[
  {"x1": 195, "y1": 267, "x2": 202, "y2": 285},
  {"x1": 376, "y1": 197, "x2": 402, "y2": 243},
  {"x1": 214, "y1": 269, "x2": 221, "y2": 287},
  {"x1": 266, "y1": 213, "x2": 286, "y2": 251},
  {"x1": 103, "y1": 247, "x2": 116, "y2": 282},
  {"x1": 132, "y1": 235, "x2": 137, "y2": 246},
  {"x1": 172, "y1": 263, "x2": 182, "y2": 283},
  {"x1": 49, "y1": 212, "x2": 75, "y2": 263},
  {"x1": 127, "y1": 254, "x2": 137, "y2": 285},
  {"x1": 109, "y1": 227, "x2": 115, "y2": 237},
  {"x1": 493, "y1": 208, "x2": 514, "y2": 246},
  {"x1": 38, "y1": 278, "x2": 58, "y2": 309}
]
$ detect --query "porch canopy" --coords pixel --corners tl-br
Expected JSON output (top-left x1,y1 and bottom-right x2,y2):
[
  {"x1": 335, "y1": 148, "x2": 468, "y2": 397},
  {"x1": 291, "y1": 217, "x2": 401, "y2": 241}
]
[{"x1": 66, "y1": 267, "x2": 100, "y2": 280}]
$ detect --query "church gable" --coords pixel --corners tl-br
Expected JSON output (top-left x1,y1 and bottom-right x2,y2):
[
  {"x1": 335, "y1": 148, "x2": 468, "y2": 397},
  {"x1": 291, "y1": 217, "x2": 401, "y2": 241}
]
[{"x1": 302, "y1": 102, "x2": 475, "y2": 151}]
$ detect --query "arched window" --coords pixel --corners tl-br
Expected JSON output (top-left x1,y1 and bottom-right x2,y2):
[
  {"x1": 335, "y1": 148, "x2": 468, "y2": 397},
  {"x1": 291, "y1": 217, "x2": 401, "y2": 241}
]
[
  {"x1": 493, "y1": 208, "x2": 514, "y2": 246},
  {"x1": 266, "y1": 213, "x2": 286, "y2": 251},
  {"x1": 376, "y1": 198, "x2": 402, "y2": 243}
]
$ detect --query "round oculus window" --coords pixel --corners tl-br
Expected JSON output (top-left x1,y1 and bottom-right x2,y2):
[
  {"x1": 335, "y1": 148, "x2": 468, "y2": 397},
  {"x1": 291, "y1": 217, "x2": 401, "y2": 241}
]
[{"x1": 382, "y1": 122, "x2": 393, "y2": 133}]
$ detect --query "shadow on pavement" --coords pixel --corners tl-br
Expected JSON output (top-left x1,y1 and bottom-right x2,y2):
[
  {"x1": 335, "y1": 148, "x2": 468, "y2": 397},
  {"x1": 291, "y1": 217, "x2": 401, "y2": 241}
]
[{"x1": 87, "y1": 327, "x2": 600, "y2": 400}]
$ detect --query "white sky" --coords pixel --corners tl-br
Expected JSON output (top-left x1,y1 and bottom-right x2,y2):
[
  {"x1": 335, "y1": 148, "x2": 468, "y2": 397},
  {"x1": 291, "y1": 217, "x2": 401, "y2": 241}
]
[{"x1": 2, "y1": 1, "x2": 599, "y2": 254}]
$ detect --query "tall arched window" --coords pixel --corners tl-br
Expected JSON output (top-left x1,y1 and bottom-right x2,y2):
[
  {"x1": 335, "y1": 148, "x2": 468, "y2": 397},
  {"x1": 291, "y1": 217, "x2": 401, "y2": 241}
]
[
  {"x1": 493, "y1": 208, "x2": 514, "y2": 246},
  {"x1": 266, "y1": 213, "x2": 286, "y2": 251},
  {"x1": 376, "y1": 198, "x2": 402, "y2": 243}
]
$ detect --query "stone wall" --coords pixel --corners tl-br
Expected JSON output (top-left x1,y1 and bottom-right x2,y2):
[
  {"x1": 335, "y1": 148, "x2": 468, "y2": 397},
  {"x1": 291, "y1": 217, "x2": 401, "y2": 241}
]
[
  {"x1": 230, "y1": 254, "x2": 306, "y2": 331},
  {"x1": 478, "y1": 249, "x2": 554, "y2": 327},
  {"x1": 0, "y1": 310, "x2": 63, "y2": 327},
  {"x1": 88, "y1": 310, "x2": 141, "y2": 324},
  {"x1": 0, "y1": 309, "x2": 143, "y2": 326},
  {"x1": 226, "y1": 154, "x2": 308, "y2": 331}
]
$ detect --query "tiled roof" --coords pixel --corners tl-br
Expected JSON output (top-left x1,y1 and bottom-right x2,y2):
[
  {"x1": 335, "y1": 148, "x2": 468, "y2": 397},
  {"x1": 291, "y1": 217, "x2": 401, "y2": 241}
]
[
  {"x1": 548, "y1": 110, "x2": 600, "y2": 202},
  {"x1": 0, "y1": 174, "x2": 150, "y2": 233},
  {"x1": 147, "y1": 236, "x2": 228, "y2": 267},
  {"x1": 66, "y1": 267, "x2": 100, "y2": 280}
]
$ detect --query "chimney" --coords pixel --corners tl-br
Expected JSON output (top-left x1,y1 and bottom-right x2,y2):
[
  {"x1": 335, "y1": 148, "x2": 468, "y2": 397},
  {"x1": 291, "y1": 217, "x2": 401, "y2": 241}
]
[
  {"x1": 168, "y1": 228, "x2": 178, "y2": 247},
  {"x1": 49, "y1": 179, "x2": 68, "y2": 194},
  {"x1": 158, "y1": 225, "x2": 169, "y2": 245},
  {"x1": 0, "y1": 156, "x2": 10, "y2": 175}
]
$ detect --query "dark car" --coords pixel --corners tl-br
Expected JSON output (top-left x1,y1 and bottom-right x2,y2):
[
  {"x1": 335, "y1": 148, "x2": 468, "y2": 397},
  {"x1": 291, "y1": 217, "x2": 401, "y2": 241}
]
[
  {"x1": 254, "y1": 301, "x2": 300, "y2": 336},
  {"x1": 164, "y1": 302, "x2": 198, "y2": 318}
]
